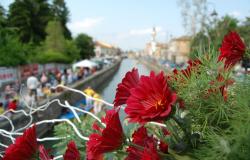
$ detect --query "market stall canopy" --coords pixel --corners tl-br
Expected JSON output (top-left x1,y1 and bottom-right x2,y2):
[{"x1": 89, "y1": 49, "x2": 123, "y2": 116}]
[{"x1": 72, "y1": 59, "x2": 98, "y2": 70}]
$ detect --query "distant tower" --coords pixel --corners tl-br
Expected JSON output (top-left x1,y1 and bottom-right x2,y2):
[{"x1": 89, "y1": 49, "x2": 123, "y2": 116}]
[
  {"x1": 150, "y1": 27, "x2": 157, "y2": 56},
  {"x1": 151, "y1": 27, "x2": 157, "y2": 41}
]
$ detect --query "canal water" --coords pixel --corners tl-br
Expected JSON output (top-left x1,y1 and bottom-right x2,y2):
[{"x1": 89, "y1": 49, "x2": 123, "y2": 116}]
[{"x1": 96, "y1": 58, "x2": 151, "y2": 102}]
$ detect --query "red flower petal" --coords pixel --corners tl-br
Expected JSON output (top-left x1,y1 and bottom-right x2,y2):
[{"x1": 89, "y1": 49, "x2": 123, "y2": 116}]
[
  {"x1": 162, "y1": 127, "x2": 171, "y2": 136},
  {"x1": 63, "y1": 141, "x2": 80, "y2": 160},
  {"x1": 125, "y1": 126, "x2": 159, "y2": 160},
  {"x1": 87, "y1": 109, "x2": 124, "y2": 159},
  {"x1": 207, "y1": 74, "x2": 234, "y2": 101},
  {"x1": 125, "y1": 71, "x2": 177, "y2": 123},
  {"x1": 159, "y1": 141, "x2": 169, "y2": 154},
  {"x1": 141, "y1": 142, "x2": 160, "y2": 160},
  {"x1": 39, "y1": 145, "x2": 53, "y2": 160},
  {"x1": 3, "y1": 125, "x2": 38, "y2": 160},
  {"x1": 181, "y1": 59, "x2": 201, "y2": 78},
  {"x1": 178, "y1": 99, "x2": 185, "y2": 109},
  {"x1": 114, "y1": 68, "x2": 140, "y2": 107},
  {"x1": 218, "y1": 31, "x2": 246, "y2": 68}
]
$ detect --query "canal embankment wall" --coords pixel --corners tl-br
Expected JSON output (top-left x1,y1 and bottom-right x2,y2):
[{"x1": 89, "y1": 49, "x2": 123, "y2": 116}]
[
  {"x1": 137, "y1": 57, "x2": 167, "y2": 73},
  {"x1": 0, "y1": 59, "x2": 121, "y2": 149}
]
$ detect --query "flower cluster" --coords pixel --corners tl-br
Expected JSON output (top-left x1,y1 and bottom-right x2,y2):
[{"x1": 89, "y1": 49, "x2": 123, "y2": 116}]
[
  {"x1": 3, "y1": 125, "x2": 81, "y2": 160},
  {"x1": 3, "y1": 31, "x2": 248, "y2": 160}
]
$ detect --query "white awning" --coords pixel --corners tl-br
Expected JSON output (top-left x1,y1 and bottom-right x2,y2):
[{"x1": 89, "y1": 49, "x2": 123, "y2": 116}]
[{"x1": 72, "y1": 59, "x2": 98, "y2": 70}]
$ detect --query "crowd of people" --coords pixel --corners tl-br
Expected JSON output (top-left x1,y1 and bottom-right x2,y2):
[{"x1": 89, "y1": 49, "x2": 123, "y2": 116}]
[{"x1": 0, "y1": 66, "x2": 98, "y2": 117}]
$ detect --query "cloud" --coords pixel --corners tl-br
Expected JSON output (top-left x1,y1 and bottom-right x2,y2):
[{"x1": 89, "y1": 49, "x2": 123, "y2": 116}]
[
  {"x1": 229, "y1": 11, "x2": 241, "y2": 18},
  {"x1": 129, "y1": 26, "x2": 163, "y2": 36},
  {"x1": 68, "y1": 17, "x2": 104, "y2": 35},
  {"x1": 117, "y1": 26, "x2": 166, "y2": 40}
]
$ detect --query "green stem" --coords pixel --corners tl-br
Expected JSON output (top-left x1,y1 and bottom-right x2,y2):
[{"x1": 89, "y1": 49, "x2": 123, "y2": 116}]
[
  {"x1": 172, "y1": 115, "x2": 191, "y2": 137},
  {"x1": 168, "y1": 120, "x2": 182, "y2": 142},
  {"x1": 115, "y1": 150, "x2": 128, "y2": 156}
]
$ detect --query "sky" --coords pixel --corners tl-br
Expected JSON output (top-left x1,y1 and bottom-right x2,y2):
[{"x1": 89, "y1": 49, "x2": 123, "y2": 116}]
[{"x1": 1, "y1": 0, "x2": 250, "y2": 50}]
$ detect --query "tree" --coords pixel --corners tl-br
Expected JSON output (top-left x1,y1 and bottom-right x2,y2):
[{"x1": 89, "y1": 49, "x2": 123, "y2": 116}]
[
  {"x1": 51, "y1": 0, "x2": 71, "y2": 39},
  {"x1": 38, "y1": 20, "x2": 78, "y2": 63},
  {"x1": 0, "y1": 4, "x2": 6, "y2": 27},
  {"x1": 238, "y1": 17, "x2": 250, "y2": 48},
  {"x1": 75, "y1": 33, "x2": 95, "y2": 59},
  {"x1": 8, "y1": 0, "x2": 52, "y2": 44},
  {"x1": 177, "y1": 0, "x2": 208, "y2": 35},
  {"x1": 0, "y1": 33, "x2": 27, "y2": 66},
  {"x1": 190, "y1": 15, "x2": 238, "y2": 57},
  {"x1": 65, "y1": 40, "x2": 80, "y2": 61},
  {"x1": 44, "y1": 20, "x2": 66, "y2": 53}
]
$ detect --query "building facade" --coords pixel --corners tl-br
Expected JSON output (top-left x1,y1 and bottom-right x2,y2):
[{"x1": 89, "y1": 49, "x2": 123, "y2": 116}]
[
  {"x1": 95, "y1": 41, "x2": 120, "y2": 57},
  {"x1": 144, "y1": 28, "x2": 191, "y2": 64},
  {"x1": 167, "y1": 36, "x2": 191, "y2": 64}
]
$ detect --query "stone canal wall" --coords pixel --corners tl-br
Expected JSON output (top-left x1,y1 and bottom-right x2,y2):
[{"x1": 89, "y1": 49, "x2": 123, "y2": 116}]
[
  {"x1": 137, "y1": 58, "x2": 168, "y2": 73},
  {"x1": 0, "y1": 59, "x2": 121, "y2": 149}
]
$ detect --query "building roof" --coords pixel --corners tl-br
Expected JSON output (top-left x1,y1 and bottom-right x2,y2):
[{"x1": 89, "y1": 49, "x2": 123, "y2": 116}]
[
  {"x1": 95, "y1": 41, "x2": 114, "y2": 48},
  {"x1": 172, "y1": 35, "x2": 191, "y2": 42}
]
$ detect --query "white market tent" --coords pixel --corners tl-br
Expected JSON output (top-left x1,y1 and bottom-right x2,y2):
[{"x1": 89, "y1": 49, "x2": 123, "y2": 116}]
[{"x1": 72, "y1": 59, "x2": 98, "y2": 70}]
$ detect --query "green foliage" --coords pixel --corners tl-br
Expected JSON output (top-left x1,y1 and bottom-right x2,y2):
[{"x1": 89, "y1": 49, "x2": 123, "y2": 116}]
[
  {"x1": 168, "y1": 40, "x2": 250, "y2": 159},
  {"x1": 39, "y1": 21, "x2": 80, "y2": 63},
  {"x1": 238, "y1": 17, "x2": 250, "y2": 48},
  {"x1": 0, "y1": 31, "x2": 27, "y2": 66},
  {"x1": 53, "y1": 111, "x2": 131, "y2": 159},
  {"x1": 192, "y1": 76, "x2": 250, "y2": 160},
  {"x1": 8, "y1": 0, "x2": 52, "y2": 44},
  {"x1": 51, "y1": 0, "x2": 71, "y2": 39},
  {"x1": 64, "y1": 40, "x2": 80, "y2": 62},
  {"x1": 190, "y1": 15, "x2": 240, "y2": 58},
  {"x1": 75, "y1": 33, "x2": 95, "y2": 59},
  {"x1": 36, "y1": 50, "x2": 71, "y2": 64},
  {"x1": 0, "y1": 4, "x2": 6, "y2": 27},
  {"x1": 53, "y1": 115, "x2": 97, "y2": 158},
  {"x1": 0, "y1": 0, "x2": 78, "y2": 65},
  {"x1": 44, "y1": 20, "x2": 66, "y2": 53}
]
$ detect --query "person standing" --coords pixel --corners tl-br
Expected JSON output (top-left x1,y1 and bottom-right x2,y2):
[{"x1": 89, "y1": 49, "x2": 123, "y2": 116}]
[
  {"x1": 83, "y1": 86, "x2": 95, "y2": 111},
  {"x1": 40, "y1": 72, "x2": 48, "y2": 88},
  {"x1": 67, "y1": 69, "x2": 73, "y2": 84},
  {"x1": 8, "y1": 99, "x2": 18, "y2": 111},
  {"x1": 93, "y1": 93, "x2": 103, "y2": 115},
  {"x1": 27, "y1": 73, "x2": 39, "y2": 102}
]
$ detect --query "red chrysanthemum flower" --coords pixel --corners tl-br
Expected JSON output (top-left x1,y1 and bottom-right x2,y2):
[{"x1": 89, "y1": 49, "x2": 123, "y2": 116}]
[
  {"x1": 3, "y1": 125, "x2": 38, "y2": 160},
  {"x1": 114, "y1": 68, "x2": 140, "y2": 107},
  {"x1": 63, "y1": 141, "x2": 80, "y2": 160},
  {"x1": 86, "y1": 109, "x2": 124, "y2": 159},
  {"x1": 39, "y1": 145, "x2": 53, "y2": 160},
  {"x1": 125, "y1": 71, "x2": 177, "y2": 123},
  {"x1": 218, "y1": 31, "x2": 246, "y2": 68},
  {"x1": 142, "y1": 142, "x2": 160, "y2": 160},
  {"x1": 125, "y1": 126, "x2": 159, "y2": 160}
]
